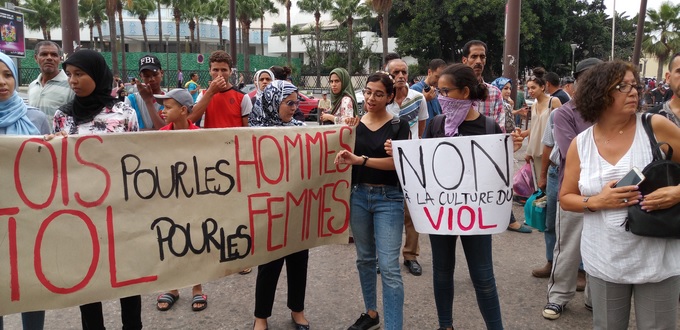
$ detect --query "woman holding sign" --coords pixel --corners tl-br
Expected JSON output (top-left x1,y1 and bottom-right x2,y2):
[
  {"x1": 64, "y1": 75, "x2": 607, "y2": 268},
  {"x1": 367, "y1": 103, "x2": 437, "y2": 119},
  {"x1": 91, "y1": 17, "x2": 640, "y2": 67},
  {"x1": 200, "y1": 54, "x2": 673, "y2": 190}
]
[
  {"x1": 51, "y1": 49, "x2": 140, "y2": 330},
  {"x1": 335, "y1": 71, "x2": 410, "y2": 330},
  {"x1": 421, "y1": 64, "x2": 524, "y2": 330},
  {"x1": 249, "y1": 80, "x2": 311, "y2": 330},
  {"x1": 0, "y1": 51, "x2": 50, "y2": 330}
]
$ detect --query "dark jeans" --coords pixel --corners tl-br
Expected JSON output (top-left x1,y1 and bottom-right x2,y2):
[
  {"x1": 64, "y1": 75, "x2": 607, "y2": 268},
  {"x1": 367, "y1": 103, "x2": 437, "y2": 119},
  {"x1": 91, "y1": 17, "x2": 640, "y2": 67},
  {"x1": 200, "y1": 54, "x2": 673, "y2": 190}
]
[
  {"x1": 254, "y1": 249, "x2": 309, "y2": 318},
  {"x1": 80, "y1": 295, "x2": 142, "y2": 330},
  {"x1": 0, "y1": 311, "x2": 45, "y2": 330},
  {"x1": 430, "y1": 234, "x2": 503, "y2": 330}
]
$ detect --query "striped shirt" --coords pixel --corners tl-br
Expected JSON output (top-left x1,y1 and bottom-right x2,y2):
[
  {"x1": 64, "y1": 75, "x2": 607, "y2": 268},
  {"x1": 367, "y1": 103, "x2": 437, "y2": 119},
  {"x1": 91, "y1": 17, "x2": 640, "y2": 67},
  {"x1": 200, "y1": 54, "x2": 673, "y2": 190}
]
[
  {"x1": 28, "y1": 70, "x2": 75, "y2": 118},
  {"x1": 474, "y1": 82, "x2": 505, "y2": 132},
  {"x1": 387, "y1": 88, "x2": 428, "y2": 139}
]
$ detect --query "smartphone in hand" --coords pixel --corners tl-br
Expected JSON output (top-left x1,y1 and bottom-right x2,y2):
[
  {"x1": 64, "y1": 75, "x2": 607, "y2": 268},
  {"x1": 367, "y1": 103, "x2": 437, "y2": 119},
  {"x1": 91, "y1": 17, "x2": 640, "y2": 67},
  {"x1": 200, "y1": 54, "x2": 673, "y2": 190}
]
[{"x1": 614, "y1": 167, "x2": 645, "y2": 187}]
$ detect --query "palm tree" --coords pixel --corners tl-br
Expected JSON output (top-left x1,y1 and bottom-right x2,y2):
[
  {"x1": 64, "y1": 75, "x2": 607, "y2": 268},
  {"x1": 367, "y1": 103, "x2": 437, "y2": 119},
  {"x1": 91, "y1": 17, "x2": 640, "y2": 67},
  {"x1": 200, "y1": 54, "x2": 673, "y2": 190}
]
[
  {"x1": 237, "y1": 0, "x2": 261, "y2": 73},
  {"x1": 79, "y1": 0, "x2": 97, "y2": 46},
  {"x1": 208, "y1": 0, "x2": 230, "y2": 50},
  {"x1": 116, "y1": 0, "x2": 128, "y2": 77},
  {"x1": 369, "y1": 0, "x2": 392, "y2": 66},
  {"x1": 298, "y1": 0, "x2": 332, "y2": 87},
  {"x1": 106, "y1": 0, "x2": 119, "y2": 76},
  {"x1": 157, "y1": 0, "x2": 163, "y2": 50},
  {"x1": 643, "y1": 1, "x2": 680, "y2": 80},
  {"x1": 331, "y1": 0, "x2": 369, "y2": 74},
  {"x1": 125, "y1": 0, "x2": 156, "y2": 52},
  {"x1": 161, "y1": 0, "x2": 192, "y2": 70},
  {"x1": 275, "y1": 0, "x2": 292, "y2": 67},
  {"x1": 258, "y1": 0, "x2": 278, "y2": 55},
  {"x1": 24, "y1": 0, "x2": 60, "y2": 40}
]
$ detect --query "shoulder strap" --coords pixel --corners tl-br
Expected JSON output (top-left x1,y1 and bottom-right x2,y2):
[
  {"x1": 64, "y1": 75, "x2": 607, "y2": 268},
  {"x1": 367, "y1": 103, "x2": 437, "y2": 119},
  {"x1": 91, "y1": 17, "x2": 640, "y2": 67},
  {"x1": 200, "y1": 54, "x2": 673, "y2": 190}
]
[
  {"x1": 642, "y1": 112, "x2": 657, "y2": 149},
  {"x1": 485, "y1": 116, "x2": 495, "y2": 134},
  {"x1": 391, "y1": 115, "x2": 401, "y2": 139},
  {"x1": 431, "y1": 114, "x2": 446, "y2": 138},
  {"x1": 641, "y1": 112, "x2": 674, "y2": 161}
]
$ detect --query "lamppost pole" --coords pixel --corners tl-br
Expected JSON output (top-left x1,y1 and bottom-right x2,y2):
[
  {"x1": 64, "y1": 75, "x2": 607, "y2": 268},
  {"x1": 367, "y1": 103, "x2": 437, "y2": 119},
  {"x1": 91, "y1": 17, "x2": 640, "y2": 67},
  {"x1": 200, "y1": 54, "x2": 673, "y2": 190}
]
[
  {"x1": 570, "y1": 43, "x2": 578, "y2": 76},
  {"x1": 641, "y1": 57, "x2": 648, "y2": 77},
  {"x1": 165, "y1": 35, "x2": 170, "y2": 90}
]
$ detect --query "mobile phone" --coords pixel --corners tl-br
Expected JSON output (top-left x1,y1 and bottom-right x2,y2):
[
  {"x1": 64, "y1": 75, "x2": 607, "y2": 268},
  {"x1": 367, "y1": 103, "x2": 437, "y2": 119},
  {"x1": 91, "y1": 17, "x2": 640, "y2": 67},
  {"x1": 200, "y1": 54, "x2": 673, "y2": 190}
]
[
  {"x1": 423, "y1": 84, "x2": 431, "y2": 93},
  {"x1": 614, "y1": 167, "x2": 645, "y2": 187}
]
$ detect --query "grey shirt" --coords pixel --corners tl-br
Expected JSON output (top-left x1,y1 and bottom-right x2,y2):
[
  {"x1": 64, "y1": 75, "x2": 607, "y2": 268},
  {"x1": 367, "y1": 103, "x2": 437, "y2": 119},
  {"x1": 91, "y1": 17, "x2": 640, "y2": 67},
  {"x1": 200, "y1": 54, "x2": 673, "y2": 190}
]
[{"x1": 0, "y1": 106, "x2": 51, "y2": 135}]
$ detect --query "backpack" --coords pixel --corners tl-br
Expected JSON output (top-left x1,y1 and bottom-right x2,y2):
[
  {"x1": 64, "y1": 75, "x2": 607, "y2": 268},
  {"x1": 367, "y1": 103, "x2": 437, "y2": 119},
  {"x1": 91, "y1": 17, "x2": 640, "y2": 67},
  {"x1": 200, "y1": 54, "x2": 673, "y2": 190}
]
[{"x1": 427, "y1": 114, "x2": 496, "y2": 138}]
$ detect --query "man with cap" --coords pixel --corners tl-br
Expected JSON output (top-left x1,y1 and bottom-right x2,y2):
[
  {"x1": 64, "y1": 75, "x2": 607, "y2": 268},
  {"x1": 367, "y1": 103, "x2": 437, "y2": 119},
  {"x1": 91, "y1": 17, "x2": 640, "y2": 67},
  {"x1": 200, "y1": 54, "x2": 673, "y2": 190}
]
[
  {"x1": 125, "y1": 54, "x2": 166, "y2": 130},
  {"x1": 561, "y1": 77, "x2": 575, "y2": 98},
  {"x1": 541, "y1": 57, "x2": 602, "y2": 320},
  {"x1": 318, "y1": 90, "x2": 331, "y2": 115}
]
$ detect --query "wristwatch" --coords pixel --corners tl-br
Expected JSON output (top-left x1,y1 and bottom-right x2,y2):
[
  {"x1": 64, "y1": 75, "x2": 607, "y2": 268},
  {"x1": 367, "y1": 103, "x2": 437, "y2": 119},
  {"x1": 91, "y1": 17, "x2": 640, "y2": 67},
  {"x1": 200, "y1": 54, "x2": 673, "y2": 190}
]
[
  {"x1": 583, "y1": 196, "x2": 595, "y2": 212},
  {"x1": 361, "y1": 155, "x2": 369, "y2": 166}
]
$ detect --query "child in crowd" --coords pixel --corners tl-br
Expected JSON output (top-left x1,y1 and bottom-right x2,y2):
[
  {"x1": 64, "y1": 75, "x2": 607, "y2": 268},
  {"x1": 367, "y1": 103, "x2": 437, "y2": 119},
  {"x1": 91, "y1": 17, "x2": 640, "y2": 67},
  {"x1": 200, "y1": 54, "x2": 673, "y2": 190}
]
[{"x1": 153, "y1": 88, "x2": 206, "y2": 311}]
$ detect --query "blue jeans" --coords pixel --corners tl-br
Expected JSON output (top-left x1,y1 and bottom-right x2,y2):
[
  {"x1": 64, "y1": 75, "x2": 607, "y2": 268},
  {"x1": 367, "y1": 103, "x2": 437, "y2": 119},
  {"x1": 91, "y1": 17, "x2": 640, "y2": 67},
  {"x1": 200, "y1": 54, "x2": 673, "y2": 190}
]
[
  {"x1": 0, "y1": 311, "x2": 45, "y2": 330},
  {"x1": 544, "y1": 164, "x2": 558, "y2": 261},
  {"x1": 430, "y1": 234, "x2": 503, "y2": 330},
  {"x1": 350, "y1": 184, "x2": 404, "y2": 330}
]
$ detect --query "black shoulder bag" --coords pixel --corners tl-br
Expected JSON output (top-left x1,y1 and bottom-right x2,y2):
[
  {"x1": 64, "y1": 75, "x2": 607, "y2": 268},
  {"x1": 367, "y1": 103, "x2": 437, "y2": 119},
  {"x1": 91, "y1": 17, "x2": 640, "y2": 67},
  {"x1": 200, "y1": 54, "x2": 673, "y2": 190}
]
[{"x1": 624, "y1": 113, "x2": 680, "y2": 238}]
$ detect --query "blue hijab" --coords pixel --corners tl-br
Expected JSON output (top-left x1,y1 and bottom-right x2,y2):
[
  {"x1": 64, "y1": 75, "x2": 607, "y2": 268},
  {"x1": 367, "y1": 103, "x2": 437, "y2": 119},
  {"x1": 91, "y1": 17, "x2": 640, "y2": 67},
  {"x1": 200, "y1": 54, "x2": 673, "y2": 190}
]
[
  {"x1": 0, "y1": 52, "x2": 39, "y2": 135},
  {"x1": 491, "y1": 77, "x2": 511, "y2": 92}
]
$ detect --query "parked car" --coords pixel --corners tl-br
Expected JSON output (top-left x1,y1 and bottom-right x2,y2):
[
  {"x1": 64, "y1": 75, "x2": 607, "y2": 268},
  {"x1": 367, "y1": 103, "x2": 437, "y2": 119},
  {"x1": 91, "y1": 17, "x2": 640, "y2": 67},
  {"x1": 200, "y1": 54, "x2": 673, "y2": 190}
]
[{"x1": 247, "y1": 89, "x2": 319, "y2": 121}]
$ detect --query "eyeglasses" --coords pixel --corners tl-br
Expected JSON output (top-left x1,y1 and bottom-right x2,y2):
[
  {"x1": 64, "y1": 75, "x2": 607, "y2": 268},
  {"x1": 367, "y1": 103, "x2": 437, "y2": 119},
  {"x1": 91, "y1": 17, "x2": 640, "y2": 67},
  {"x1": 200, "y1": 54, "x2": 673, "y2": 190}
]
[
  {"x1": 285, "y1": 100, "x2": 300, "y2": 107},
  {"x1": 363, "y1": 88, "x2": 386, "y2": 99},
  {"x1": 615, "y1": 83, "x2": 643, "y2": 94},
  {"x1": 435, "y1": 87, "x2": 460, "y2": 97},
  {"x1": 391, "y1": 70, "x2": 407, "y2": 76}
]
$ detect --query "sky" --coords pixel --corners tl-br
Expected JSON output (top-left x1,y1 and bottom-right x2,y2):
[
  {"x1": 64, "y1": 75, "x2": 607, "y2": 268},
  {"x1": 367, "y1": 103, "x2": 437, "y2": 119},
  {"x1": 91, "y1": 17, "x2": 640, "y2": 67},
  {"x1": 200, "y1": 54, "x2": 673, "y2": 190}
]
[{"x1": 603, "y1": 0, "x2": 678, "y2": 17}]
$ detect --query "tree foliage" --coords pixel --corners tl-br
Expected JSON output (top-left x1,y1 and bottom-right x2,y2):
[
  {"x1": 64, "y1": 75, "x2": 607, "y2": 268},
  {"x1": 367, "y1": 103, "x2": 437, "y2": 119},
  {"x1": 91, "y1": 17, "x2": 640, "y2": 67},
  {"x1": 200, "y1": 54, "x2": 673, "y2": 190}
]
[
  {"x1": 24, "y1": 0, "x2": 60, "y2": 40},
  {"x1": 643, "y1": 1, "x2": 680, "y2": 80}
]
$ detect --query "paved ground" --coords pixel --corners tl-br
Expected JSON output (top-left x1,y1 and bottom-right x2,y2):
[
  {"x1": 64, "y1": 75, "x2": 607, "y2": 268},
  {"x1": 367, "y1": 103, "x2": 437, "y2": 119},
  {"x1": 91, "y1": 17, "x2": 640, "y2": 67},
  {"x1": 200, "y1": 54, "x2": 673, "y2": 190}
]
[{"x1": 3, "y1": 137, "x2": 668, "y2": 330}]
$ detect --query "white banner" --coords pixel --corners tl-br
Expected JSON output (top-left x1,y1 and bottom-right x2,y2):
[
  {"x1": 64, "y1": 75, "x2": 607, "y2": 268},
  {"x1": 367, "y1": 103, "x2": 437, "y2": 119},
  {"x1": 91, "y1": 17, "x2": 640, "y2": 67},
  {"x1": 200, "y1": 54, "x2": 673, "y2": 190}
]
[{"x1": 392, "y1": 134, "x2": 514, "y2": 235}]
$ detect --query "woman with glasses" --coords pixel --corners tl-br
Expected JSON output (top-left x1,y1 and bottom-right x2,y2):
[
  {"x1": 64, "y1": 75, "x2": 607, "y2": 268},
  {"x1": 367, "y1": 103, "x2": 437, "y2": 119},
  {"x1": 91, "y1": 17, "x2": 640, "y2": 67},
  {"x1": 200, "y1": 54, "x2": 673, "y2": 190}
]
[
  {"x1": 424, "y1": 64, "x2": 524, "y2": 330},
  {"x1": 560, "y1": 61, "x2": 680, "y2": 329},
  {"x1": 250, "y1": 80, "x2": 310, "y2": 330},
  {"x1": 521, "y1": 68, "x2": 562, "y2": 181},
  {"x1": 335, "y1": 72, "x2": 410, "y2": 330},
  {"x1": 321, "y1": 68, "x2": 358, "y2": 125}
]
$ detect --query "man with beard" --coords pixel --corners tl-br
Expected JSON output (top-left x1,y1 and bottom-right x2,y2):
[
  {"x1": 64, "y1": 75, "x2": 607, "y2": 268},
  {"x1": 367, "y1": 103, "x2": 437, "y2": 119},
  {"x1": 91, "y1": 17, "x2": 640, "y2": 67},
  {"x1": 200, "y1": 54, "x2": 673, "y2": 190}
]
[
  {"x1": 650, "y1": 52, "x2": 680, "y2": 126},
  {"x1": 461, "y1": 40, "x2": 506, "y2": 132},
  {"x1": 28, "y1": 41, "x2": 74, "y2": 120},
  {"x1": 411, "y1": 58, "x2": 445, "y2": 128},
  {"x1": 125, "y1": 55, "x2": 166, "y2": 130}
]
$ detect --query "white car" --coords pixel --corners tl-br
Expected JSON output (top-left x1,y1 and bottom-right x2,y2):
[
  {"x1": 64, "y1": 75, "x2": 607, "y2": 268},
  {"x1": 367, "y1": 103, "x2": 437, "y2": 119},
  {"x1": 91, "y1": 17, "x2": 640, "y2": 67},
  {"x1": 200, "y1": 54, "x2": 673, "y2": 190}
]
[{"x1": 355, "y1": 89, "x2": 365, "y2": 115}]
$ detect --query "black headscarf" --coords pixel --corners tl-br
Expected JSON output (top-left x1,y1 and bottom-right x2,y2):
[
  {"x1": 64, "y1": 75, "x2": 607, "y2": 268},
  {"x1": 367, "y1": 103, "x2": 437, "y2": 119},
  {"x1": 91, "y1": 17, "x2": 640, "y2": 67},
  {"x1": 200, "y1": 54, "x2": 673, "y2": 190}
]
[{"x1": 58, "y1": 49, "x2": 116, "y2": 125}]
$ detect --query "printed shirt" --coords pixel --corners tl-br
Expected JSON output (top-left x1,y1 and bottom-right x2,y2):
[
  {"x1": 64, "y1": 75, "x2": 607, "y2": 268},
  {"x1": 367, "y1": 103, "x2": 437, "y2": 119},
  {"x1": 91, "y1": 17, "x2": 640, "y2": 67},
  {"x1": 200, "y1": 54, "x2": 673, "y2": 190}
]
[
  {"x1": 27, "y1": 70, "x2": 75, "y2": 118},
  {"x1": 53, "y1": 102, "x2": 139, "y2": 135},
  {"x1": 474, "y1": 82, "x2": 505, "y2": 132},
  {"x1": 386, "y1": 88, "x2": 428, "y2": 139}
]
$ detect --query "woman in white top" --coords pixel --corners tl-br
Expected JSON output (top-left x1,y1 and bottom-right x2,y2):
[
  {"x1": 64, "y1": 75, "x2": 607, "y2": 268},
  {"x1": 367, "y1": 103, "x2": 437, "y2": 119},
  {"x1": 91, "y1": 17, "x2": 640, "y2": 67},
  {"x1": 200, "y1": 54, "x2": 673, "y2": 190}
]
[
  {"x1": 520, "y1": 67, "x2": 561, "y2": 178},
  {"x1": 560, "y1": 61, "x2": 680, "y2": 329}
]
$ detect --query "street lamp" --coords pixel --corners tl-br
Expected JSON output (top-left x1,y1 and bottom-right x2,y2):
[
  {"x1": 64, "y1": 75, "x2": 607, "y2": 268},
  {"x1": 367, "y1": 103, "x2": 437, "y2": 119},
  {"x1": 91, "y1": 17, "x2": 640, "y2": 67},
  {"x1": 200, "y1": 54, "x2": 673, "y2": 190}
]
[
  {"x1": 570, "y1": 43, "x2": 578, "y2": 76},
  {"x1": 165, "y1": 35, "x2": 170, "y2": 90}
]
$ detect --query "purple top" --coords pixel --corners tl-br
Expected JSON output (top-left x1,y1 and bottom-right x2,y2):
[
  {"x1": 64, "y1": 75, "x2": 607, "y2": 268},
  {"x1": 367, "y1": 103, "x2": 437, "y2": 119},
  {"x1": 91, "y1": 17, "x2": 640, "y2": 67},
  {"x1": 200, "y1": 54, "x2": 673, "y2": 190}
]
[{"x1": 552, "y1": 100, "x2": 593, "y2": 189}]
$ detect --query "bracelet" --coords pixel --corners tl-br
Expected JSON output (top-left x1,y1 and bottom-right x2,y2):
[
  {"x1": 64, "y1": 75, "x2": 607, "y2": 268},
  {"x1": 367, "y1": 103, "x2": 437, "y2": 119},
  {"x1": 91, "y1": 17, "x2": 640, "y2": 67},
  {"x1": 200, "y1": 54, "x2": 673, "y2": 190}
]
[
  {"x1": 583, "y1": 196, "x2": 595, "y2": 212},
  {"x1": 361, "y1": 155, "x2": 369, "y2": 166}
]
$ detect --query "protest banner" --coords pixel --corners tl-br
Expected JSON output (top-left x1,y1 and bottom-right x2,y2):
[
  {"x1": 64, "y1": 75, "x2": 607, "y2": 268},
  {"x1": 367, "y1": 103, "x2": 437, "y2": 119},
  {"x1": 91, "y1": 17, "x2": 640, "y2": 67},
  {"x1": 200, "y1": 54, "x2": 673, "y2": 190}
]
[
  {"x1": 392, "y1": 134, "x2": 514, "y2": 235},
  {"x1": 0, "y1": 125, "x2": 354, "y2": 315}
]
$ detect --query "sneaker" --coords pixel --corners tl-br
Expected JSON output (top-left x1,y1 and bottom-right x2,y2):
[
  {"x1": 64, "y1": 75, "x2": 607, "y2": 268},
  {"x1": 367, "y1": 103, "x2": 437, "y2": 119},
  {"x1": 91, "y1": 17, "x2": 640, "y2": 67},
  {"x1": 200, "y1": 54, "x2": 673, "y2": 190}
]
[
  {"x1": 348, "y1": 313, "x2": 380, "y2": 330},
  {"x1": 531, "y1": 261, "x2": 553, "y2": 278},
  {"x1": 542, "y1": 302, "x2": 563, "y2": 320}
]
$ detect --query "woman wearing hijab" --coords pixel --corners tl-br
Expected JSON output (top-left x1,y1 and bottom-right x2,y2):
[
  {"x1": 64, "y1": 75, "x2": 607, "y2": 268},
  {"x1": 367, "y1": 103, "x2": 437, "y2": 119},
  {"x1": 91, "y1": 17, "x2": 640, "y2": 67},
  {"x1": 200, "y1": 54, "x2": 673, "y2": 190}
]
[
  {"x1": 251, "y1": 80, "x2": 308, "y2": 330},
  {"x1": 321, "y1": 68, "x2": 358, "y2": 125},
  {"x1": 52, "y1": 49, "x2": 140, "y2": 330},
  {"x1": 53, "y1": 50, "x2": 137, "y2": 135},
  {"x1": 0, "y1": 52, "x2": 50, "y2": 330},
  {"x1": 248, "y1": 69, "x2": 275, "y2": 127}
]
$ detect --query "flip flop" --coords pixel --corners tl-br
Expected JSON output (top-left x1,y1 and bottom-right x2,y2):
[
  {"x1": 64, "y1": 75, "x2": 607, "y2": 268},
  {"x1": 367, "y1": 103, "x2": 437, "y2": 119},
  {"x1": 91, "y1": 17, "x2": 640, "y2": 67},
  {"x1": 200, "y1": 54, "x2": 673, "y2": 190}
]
[
  {"x1": 192, "y1": 294, "x2": 208, "y2": 312},
  {"x1": 156, "y1": 292, "x2": 179, "y2": 311},
  {"x1": 239, "y1": 268, "x2": 252, "y2": 275}
]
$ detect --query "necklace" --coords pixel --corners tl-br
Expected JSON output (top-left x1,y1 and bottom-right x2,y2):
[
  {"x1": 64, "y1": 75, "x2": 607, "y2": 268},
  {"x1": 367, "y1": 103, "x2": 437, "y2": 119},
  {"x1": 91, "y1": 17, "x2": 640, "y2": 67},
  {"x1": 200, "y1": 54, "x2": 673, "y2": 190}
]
[{"x1": 598, "y1": 115, "x2": 633, "y2": 144}]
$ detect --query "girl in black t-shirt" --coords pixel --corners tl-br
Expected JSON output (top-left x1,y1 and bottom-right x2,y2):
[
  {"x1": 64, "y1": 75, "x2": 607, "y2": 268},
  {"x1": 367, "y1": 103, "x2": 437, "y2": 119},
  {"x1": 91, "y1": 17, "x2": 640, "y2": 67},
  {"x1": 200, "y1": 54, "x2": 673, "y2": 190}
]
[
  {"x1": 424, "y1": 64, "x2": 523, "y2": 330},
  {"x1": 335, "y1": 72, "x2": 409, "y2": 330}
]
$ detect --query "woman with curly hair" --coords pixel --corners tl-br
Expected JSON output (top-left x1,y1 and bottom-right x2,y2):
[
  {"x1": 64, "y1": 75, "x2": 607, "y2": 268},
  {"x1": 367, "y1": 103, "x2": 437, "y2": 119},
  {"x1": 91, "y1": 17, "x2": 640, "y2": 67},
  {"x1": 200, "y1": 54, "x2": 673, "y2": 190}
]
[{"x1": 560, "y1": 60, "x2": 680, "y2": 329}]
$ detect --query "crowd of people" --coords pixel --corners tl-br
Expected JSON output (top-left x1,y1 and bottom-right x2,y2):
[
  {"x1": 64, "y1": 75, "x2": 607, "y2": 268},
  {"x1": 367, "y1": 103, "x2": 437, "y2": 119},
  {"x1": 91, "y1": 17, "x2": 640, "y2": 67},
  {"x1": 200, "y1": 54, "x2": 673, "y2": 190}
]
[{"x1": 1, "y1": 36, "x2": 680, "y2": 330}]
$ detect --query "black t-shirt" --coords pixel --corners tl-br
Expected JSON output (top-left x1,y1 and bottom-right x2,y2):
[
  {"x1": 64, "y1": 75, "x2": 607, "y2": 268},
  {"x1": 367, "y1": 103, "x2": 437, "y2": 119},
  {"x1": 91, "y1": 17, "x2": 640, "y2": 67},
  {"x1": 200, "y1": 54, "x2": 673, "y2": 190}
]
[
  {"x1": 352, "y1": 118, "x2": 410, "y2": 186},
  {"x1": 551, "y1": 89, "x2": 571, "y2": 105},
  {"x1": 426, "y1": 114, "x2": 502, "y2": 138}
]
